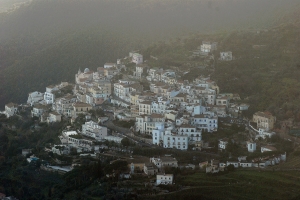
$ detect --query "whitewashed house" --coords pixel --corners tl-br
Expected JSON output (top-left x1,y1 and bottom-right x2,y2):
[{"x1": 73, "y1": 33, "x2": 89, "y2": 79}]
[
  {"x1": 163, "y1": 132, "x2": 189, "y2": 150},
  {"x1": 200, "y1": 41, "x2": 217, "y2": 53},
  {"x1": 218, "y1": 138, "x2": 228, "y2": 150},
  {"x1": 47, "y1": 112, "x2": 62, "y2": 123},
  {"x1": 104, "y1": 63, "x2": 117, "y2": 69},
  {"x1": 150, "y1": 157, "x2": 178, "y2": 169},
  {"x1": 220, "y1": 51, "x2": 233, "y2": 61},
  {"x1": 27, "y1": 91, "x2": 44, "y2": 106},
  {"x1": 226, "y1": 161, "x2": 239, "y2": 168},
  {"x1": 82, "y1": 121, "x2": 107, "y2": 140},
  {"x1": 132, "y1": 53, "x2": 143, "y2": 64},
  {"x1": 191, "y1": 114, "x2": 218, "y2": 132},
  {"x1": 256, "y1": 128, "x2": 276, "y2": 140},
  {"x1": 61, "y1": 131, "x2": 93, "y2": 151},
  {"x1": 52, "y1": 145, "x2": 70, "y2": 155},
  {"x1": 4, "y1": 103, "x2": 18, "y2": 118},
  {"x1": 247, "y1": 141, "x2": 256, "y2": 153},
  {"x1": 31, "y1": 104, "x2": 48, "y2": 118},
  {"x1": 177, "y1": 124, "x2": 202, "y2": 143},
  {"x1": 44, "y1": 85, "x2": 59, "y2": 104},
  {"x1": 261, "y1": 146, "x2": 277, "y2": 153},
  {"x1": 156, "y1": 173, "x2": 174, "y2": 185}
]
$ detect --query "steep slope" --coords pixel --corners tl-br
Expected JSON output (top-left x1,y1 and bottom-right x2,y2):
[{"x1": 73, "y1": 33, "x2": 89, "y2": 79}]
[
  {"x1": 0, "y1": 29, "x2": 136, "y2": 106},
  {"x1": 0, "y1": 0, "x2": 300, "y2": 107}
]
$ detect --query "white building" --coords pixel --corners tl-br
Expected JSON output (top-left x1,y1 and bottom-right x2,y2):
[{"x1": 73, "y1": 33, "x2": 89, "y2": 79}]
[
  {"x1": 44, "y1": 92, "x2": 55, "y2": 104},
  {"x1": 31, "y1": 104, "x2": 48, "y2": 118},
  {"x1": 156, "y1": 173, "x2": 174, "y2": 185},
  {"x1": 191, "y1": 114, "x2": 218, "y2": 132},
  {"x1": 177, "y1": 124, "x2": 202, "y2": 143},
  {"x1": 135, "y1": 64, "x2": 147, "y2": 78},
  {"x1": 113, "y1": 80, "x2": 141, "y2": 103},
  {"x1": 61, "y1": 131, "x2": 93, "y2": 151},
  {"x1": 152, "y1": 123, "x2": 189, "y2": 150},
  {"x1": 104, "y1": 136, "x2": 123, "y2": 143},
  {"x1": 27, "y1": 91, "x2": 44, "y2": 106},
  {"x1": 53, "y1": 95, "x2": 77, "y2": 116},
  {"x1": 52, "y1": 145, "x2": 70, "y2": 155},
  {"x1": 220, "y1": 51, "x2": 233, "y2": 61},
  {"x1": 47, "y1": 112, "x2": 62, "y2": 123},
  {"x1": 136, "y1": 114, "x2": 165, "y2": 134},
  {"x1": 163, "y1": 132, "x2": 189, "y2": 150},
  {"x1": 218, "y1": 139, "x2": 228, "y2": 150},
  {"x1": 104, "y1": 63, "x2": 117, "y2": 69},
  {"x1": 216, "y1": 96, "x2": 229, "y2": 107},
  {"x1": 200, "y1": 41, "x2": 217, "y2": 53},
  {"x1": 138, "y1": 101, "x2": 152, "y2": 115},
  {"x1": 256, "y1": 128, "x2": 276, "y2": 140},
  {"x1": 132, "y1": 53, "x2": 143, "y2": 64},
  {"x1": 4, "y1": 103, "x2": 18, "y2": 118},
  {"x1": 150, "y1": 157, "x2": 178, "y2": 169},
  {"x1": 151, "y1": 97, "x2": 170, "y2": 114},
  {"x1": 247, "y1": 141, "x2": 256, "y2": 153},
  {"x1": 82, "y1": 121, "x2": 107, "y2": 140},
  {"x1": 261, "y1": 146, "x2": 277, "y2": 153},
  {"x1": 226, "y1": 161, "x2": 239, "y2": 168}
]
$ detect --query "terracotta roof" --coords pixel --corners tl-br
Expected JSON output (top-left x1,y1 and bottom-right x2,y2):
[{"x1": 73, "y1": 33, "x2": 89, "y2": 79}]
[
  {"x1": 150, "y1": 113, "x2": 164, "y2": 118},
  {"x1": 73, "y1": 102, "x2": 92, "y2": 107}
]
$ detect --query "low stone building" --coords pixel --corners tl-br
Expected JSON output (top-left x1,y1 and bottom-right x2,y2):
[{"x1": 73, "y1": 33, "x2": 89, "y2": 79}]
[{"x1": 144, "y1": 163, "x2": 159, "y2": 175}]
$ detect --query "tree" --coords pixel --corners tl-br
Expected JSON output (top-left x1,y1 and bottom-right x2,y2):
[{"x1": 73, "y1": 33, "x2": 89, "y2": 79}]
[
  {"x1": 227, "y1": 164, "x2": 235, "y2": 172},
  {"x1": 121, "y1": 137, "x2": 131, "y2": 147}
]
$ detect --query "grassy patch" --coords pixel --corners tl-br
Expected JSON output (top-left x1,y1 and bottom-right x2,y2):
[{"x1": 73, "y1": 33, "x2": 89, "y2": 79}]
[{"x1": 146, "y1": 170, "x2": 300, "y2": 200}]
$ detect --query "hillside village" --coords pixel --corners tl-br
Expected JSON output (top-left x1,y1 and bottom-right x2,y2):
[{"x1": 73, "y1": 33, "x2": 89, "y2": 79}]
[{"x1": 0, "y1": 40, "x2": 295, "y2": 196}]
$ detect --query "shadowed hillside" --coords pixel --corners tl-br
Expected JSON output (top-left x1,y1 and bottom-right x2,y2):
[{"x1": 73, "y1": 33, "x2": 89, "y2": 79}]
[{"x1": 0, "y1": 0, "x2": 300, "y2": 107}]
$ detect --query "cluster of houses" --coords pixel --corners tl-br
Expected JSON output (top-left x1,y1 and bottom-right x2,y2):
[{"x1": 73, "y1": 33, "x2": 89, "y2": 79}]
[
  {"x1": 109, "y1": 50, "x2": 250, "y2": 150},
  {"x1": 110, "y1": 155, "x2": 178, "y2": 185},
  {"x1": 190, "y1": 41, "x2": 233, "y2": 61},
  {"x1": 204, "y1": 152, "x2": 286, "y2": 173},
  {"x1": 0, "y1": 47, "x2": 285, "y2": 159},
  {"x1": 55, "y1": 120, "x2": 123, "y2": 153}
]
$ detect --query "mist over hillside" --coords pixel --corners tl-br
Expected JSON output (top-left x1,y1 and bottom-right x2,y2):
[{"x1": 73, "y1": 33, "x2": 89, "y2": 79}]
[
  {"x1": 0, "y1": 0, "x2": 299, "y2": 42},
  {"x1": 0, "y1": 0, "x2": 300, "y2": 107}
]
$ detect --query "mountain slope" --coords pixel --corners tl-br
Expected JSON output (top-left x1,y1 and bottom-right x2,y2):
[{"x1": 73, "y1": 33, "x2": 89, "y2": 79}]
[
  {"x1": 0, "y1": 29, "x2": 136, "y2": 106},
  {"x1": 0, "y1": 0, "x2": 300, "y2": 107}
]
